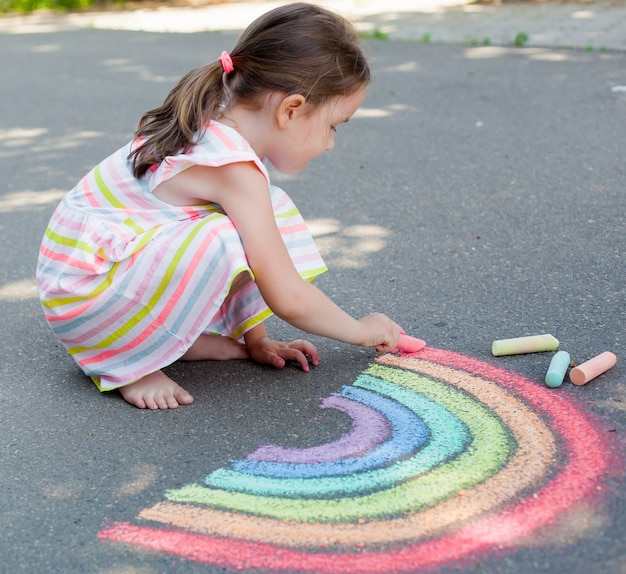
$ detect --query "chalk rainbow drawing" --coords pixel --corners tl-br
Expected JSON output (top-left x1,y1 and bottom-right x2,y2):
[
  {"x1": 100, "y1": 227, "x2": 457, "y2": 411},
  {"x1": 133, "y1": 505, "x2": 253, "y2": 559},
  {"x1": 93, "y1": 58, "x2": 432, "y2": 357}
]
[{"x1": 99, "y1": 347, "x2": 616, "y2": 572}]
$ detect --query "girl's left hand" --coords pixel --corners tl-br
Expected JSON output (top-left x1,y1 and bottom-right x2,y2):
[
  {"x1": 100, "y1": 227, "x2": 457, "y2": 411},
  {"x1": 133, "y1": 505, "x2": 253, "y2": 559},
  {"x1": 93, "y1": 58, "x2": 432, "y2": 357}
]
[{"x1": 246, "y1": 337, "x2": 320, "y2": 372}]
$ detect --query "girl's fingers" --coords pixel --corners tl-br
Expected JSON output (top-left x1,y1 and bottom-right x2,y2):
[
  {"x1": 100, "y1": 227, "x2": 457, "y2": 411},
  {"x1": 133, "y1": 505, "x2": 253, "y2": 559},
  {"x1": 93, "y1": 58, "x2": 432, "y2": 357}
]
[
  {"x1": 292, "y1": 339, "x2": 320, "y2": 365},
  {"x1": 252, "y1": 339, "x2": 319, "y2": 371},
  {"x1": 288, "y1": 339, "x2": 320, "y2": 366},
  {"x1": 268, "y1": 351, "x2": 286, "y2": 369},
  {"x1": 285, "y1": 348, "x2": 310, "y2": 372},
  {"x1": 276, "y1": 346, "x2": 314, "y2": 372}
]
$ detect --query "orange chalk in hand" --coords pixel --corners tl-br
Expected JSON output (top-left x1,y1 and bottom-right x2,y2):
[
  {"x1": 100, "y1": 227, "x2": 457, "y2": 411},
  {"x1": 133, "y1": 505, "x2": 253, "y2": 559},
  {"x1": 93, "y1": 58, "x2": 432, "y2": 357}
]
[
  {"x1": 396, "y1": 334, "x2": 426, "y2": 354},
  {"x1": 570, "y1": 351, "x2": 617, "y2": 386}
]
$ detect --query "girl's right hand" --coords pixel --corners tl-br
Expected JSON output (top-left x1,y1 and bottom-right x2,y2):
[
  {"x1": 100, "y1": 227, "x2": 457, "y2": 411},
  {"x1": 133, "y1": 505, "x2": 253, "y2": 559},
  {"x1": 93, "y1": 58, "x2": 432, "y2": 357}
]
[{"x1": 357, "y1": 313, "x2": 403, "y2": 353}]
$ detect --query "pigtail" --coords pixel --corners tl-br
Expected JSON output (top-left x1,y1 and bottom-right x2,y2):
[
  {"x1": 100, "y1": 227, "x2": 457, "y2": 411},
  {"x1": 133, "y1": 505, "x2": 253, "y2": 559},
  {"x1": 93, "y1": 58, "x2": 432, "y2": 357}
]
[{"x1": 129, "y1": 62, "x2": 226, "y2": 179}]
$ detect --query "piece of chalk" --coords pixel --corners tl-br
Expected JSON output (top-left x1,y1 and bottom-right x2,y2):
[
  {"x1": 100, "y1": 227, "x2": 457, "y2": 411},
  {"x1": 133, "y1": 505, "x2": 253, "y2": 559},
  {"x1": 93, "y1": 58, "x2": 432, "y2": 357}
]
[
  {"x1": 545, "y1": 351, "x2": 571, "y2": 388},
  {"x1": 570, "y1": 351, "x2": 617, "y2": 386},
  {"x1": 492, "y1": 334, "x2": 559, "y2": 357},
  {"x1": 396, "y1": 334, "x2": 427, "y2": 354}
]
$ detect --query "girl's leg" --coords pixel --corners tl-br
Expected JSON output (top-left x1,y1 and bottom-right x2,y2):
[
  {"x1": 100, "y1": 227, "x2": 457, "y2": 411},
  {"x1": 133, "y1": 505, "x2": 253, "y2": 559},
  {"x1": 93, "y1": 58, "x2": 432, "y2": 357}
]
[
  {"x1": 118, "y1": 336, "x2": 248, "y2": 409},
  {"x1": 118, "y1": 335, "x2": 248, "y2": 409},
  {"x1": 119, "y1": 273, "x2": 252, "y2": 409},
  {"x1": 119, "y1": 370, "x2": 194, "y2": 410},
  {"x1": 179, "y1": 333, "x2": 248, "y2": 361},
  {"x1": 179, "y1": 271, "x2": 252, "y2": 362}
]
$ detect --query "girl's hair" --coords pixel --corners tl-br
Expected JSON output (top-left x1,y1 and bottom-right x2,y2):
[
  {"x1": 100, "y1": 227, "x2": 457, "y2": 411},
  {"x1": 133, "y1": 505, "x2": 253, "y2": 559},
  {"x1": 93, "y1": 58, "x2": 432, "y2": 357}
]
[{"x1": 129, "y1": 2, "x2": 371, "y2": 178}]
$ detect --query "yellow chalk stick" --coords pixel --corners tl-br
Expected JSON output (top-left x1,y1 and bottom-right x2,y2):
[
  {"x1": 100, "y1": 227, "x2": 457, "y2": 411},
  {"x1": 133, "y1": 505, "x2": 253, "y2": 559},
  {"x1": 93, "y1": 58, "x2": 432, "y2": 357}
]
[
  {"x1": 570, "y1": 351, "x2": 617, "y2": 386},
  {"x1": 492, "y1": 334, "x2": 559, "y2": 357}
]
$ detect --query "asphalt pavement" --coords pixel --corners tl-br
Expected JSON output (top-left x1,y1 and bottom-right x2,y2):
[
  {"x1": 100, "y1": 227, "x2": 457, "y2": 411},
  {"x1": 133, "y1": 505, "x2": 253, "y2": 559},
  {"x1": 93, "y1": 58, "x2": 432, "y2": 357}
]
[{"x1": 0, "y1": 2, "x2": 625, "y2": 573}]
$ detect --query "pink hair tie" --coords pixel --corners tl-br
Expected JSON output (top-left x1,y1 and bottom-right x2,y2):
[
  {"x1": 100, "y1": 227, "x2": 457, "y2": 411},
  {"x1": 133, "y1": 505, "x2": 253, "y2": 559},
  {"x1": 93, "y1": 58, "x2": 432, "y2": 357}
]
[{"x1": 218, "y1": 51, "x2": 234, "y2": 74}]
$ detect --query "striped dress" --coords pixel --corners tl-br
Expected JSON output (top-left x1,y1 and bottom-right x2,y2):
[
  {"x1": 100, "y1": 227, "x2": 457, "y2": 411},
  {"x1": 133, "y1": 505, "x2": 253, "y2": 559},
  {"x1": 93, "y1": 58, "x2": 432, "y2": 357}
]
[{"x1": 36, "y1": 121, "x2": 327, "y2": 391}]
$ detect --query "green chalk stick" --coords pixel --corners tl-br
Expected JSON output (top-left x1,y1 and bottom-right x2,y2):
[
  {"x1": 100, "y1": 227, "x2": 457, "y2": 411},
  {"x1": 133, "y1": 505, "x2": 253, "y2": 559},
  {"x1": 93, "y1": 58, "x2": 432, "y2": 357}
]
[
  {"x1": 492, "y1": 334, "x2": 559, "y2": 357},
  {"x1": 545, "y1": 350, "x2": 571, "y2": 388}
]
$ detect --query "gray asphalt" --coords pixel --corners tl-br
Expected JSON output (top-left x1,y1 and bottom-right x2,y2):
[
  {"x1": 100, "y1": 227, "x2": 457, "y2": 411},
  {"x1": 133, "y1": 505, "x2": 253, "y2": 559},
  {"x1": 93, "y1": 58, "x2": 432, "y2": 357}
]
[{"x1": 1, "y1": 14, "x2": 625, "y2": 574}]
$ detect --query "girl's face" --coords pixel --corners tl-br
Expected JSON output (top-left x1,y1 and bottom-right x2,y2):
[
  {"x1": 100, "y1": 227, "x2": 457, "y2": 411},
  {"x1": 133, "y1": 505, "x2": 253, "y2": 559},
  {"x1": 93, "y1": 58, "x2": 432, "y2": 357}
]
[{"x1": 269, "y1": 86, "x2": 367, "y2": 175}]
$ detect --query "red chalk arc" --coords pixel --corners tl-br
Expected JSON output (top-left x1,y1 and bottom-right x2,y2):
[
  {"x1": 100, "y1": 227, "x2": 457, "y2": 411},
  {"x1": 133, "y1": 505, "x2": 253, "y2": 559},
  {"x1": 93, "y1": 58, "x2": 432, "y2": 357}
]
[{"x1": 99, "y1": 347, "x2": 616, "y2": 572}]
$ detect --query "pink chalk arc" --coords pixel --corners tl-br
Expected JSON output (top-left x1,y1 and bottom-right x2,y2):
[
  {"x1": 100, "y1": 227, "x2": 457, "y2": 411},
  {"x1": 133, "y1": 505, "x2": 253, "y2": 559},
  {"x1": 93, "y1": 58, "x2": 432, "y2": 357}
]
[{"x1": 98, "y1": 347, "x2": 620, "y2": 573}]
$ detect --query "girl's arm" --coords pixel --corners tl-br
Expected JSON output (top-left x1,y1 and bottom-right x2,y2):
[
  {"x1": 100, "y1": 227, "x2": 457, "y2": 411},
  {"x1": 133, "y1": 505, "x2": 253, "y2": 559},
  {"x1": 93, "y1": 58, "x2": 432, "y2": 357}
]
[{"x1": 174, "y1": 162, "x2": 401, "y2": 351}]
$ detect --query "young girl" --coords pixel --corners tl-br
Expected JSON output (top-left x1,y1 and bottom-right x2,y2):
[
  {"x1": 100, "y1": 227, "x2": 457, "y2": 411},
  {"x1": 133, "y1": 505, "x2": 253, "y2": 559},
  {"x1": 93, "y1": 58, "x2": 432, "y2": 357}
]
[{"x1": 36, "y1": 2, "x2": 401, "y2": 410}]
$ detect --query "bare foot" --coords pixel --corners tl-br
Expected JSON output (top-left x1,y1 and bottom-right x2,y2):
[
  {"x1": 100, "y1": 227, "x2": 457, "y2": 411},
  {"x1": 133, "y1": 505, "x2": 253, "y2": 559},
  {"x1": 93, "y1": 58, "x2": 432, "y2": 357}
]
[
  {"x1": 119, "y1": 370, "x2": 194, "y2": 410},
  {"x1": 180, "y1": 334, "x2": 249, "y2": 362}
]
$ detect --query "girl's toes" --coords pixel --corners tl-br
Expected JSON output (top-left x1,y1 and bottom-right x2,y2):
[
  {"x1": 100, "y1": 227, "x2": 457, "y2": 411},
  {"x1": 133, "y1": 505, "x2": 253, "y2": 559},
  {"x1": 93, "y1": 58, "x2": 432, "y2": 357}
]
[
  {"x1": 175, "y1": 389, "x2": 194, "y2": 406},
  {"x1": 164, "y1": 394, "x2": 181, "y2": 409},
  {"x1": 144, "y1": 396, "x2": 160, "y2": 410}
]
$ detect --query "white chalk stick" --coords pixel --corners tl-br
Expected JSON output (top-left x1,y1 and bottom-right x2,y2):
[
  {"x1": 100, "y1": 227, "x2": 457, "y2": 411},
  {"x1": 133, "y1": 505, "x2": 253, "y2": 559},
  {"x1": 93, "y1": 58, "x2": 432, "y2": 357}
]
[
  {"x1": 570, "y1": 351, "x2": 617, "y2": 386},
  {"x1": 492, "y1": 334, "x2": 559, "y2": 357}
]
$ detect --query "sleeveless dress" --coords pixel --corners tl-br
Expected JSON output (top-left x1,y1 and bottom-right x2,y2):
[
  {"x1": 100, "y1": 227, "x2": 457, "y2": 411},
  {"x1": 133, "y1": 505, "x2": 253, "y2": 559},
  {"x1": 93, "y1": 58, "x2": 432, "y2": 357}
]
[{"x1": 36, "y1": 121, "x2": 327, "y2": 391}]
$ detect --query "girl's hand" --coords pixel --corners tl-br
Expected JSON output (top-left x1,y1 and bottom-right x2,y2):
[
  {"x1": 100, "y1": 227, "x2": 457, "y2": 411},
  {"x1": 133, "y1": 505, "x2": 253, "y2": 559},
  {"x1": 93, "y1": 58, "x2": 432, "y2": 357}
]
[
  {"x1": 357, "y1": 313, "x2": 403, "y2": 353},
  {"x1": 246, "y1": 336, "x2": 320, "y2": 372}
]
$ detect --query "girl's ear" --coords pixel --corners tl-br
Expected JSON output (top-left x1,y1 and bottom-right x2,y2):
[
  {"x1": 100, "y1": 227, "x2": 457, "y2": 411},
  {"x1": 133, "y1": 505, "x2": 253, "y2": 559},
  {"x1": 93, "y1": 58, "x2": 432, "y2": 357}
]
[{"x1": 276, "y1": 94, "x2": 307, "y2": 128}]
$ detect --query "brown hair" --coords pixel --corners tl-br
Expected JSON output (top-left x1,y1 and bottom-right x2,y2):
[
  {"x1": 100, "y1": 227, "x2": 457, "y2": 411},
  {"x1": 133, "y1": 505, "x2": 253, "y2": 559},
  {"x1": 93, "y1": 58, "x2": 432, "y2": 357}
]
[{"x1": 129, "y1": 2, "x2": 371, "y2": 178}]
